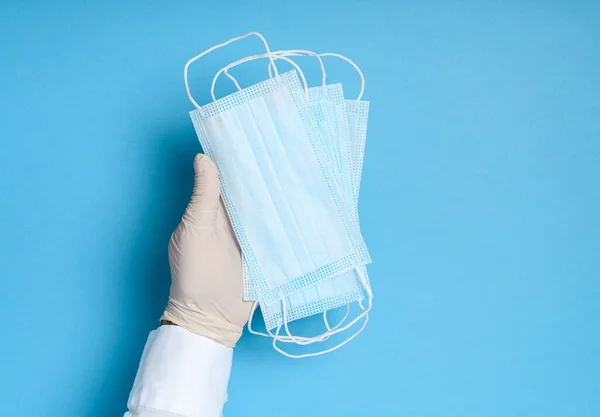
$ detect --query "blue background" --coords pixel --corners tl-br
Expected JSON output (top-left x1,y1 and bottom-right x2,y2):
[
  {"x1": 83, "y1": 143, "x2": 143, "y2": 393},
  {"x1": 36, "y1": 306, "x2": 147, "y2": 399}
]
[{"x1": 1, "y1": 1, "x2": 599, "y2": 416}]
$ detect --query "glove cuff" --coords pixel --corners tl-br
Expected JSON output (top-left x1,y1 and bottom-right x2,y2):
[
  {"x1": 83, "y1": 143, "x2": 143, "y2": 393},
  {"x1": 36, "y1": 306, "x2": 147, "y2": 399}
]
[{"x1": 160, "y1": 298, "x2": 243, "y2": 348}]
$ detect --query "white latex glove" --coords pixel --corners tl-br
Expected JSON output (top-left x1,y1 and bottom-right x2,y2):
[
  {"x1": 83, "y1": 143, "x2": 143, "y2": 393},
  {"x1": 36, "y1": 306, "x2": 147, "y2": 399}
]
[{"x1": 160, "y1": 154, "x2": 252, "y2": 348}]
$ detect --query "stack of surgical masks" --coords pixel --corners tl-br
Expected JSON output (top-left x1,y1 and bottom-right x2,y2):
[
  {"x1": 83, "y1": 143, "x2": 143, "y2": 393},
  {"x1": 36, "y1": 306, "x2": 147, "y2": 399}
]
[{"x1": 184, "y1": 32, "x2": 372, "y2": 357}]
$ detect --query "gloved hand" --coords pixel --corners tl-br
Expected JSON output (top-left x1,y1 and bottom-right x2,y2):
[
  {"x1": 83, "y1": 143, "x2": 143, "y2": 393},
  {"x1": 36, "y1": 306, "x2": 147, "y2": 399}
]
[{"x1": 160, "y1": 154, "x2": 252, "y2": 348}]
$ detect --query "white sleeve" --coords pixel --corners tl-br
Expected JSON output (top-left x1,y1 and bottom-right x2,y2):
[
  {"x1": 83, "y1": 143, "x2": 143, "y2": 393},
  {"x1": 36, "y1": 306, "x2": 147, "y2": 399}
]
[{"x1": 124, "y1": 325, "x2": 232, "y2": 417}]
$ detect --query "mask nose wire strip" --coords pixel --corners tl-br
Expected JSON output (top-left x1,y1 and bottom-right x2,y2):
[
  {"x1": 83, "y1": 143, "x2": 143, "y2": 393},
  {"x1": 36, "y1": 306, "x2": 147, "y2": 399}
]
[
  {"x1": 184, "y1": 31, "x2": 278, "y2": 109},
  {"x1": 212, "y1": 53, "x2": 309, "y2": 101}
]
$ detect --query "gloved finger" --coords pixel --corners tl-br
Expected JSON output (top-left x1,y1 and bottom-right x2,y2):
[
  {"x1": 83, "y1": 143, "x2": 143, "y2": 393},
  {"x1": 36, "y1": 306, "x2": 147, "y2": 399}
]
[{"x1": 184, "y1": 154, "x2": 221, "y2": 225}]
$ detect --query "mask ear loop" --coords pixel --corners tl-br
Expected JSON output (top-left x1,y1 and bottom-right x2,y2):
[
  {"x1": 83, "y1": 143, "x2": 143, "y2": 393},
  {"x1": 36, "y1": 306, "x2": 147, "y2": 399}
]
[
  {"x1": 271, "y1": 267, "x2": 372, "y2": 358},
  {"x1": 277, "y1": 267, "x2": 372, "y2": 345},
  {"x1": 266, "y1": 51, "x2": 364, "y2": 99},
  {"x1": 267, "y1": 49, "x2": 327, "y2": 87},
  {"x1": 319, "y1": 52, "x2": 365, "y2": 100},
  {"x1": 324, "y1": 304, "x2": 350, "y2": 332},
  {"x1": 273, "y1": 269, "x2": 370, "y2": 345},
  {"x1": 223, "y1": 71, "x2": 242, "y2": 91},
  {"x1": 248, "y1": 266, "x2": 372, "y2": 347},
  {"x1": 184, "y1": 31, "x2": 279, "y2": 109},
  {"x1": 246, "y1": 299, "x2": 334, "y2": 342},
  {"x1": 247, "y1": 288, "x2": 357, "y2": 344},
  {"x1": 247, "y1": 300, "x2": 350, "y2": 343},
  {"x1": 210, "y1": 53, "x2": 309, "y2": 101},
  {"x1": 272, "y1": 312, "x2": 369, "y2": 358}
]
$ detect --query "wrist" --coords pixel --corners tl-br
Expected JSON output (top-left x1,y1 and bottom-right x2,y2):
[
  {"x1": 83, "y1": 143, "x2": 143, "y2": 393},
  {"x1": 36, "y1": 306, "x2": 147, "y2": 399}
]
[{"x1": 161, "y1": 298, "x2": 242, "y2": 348}]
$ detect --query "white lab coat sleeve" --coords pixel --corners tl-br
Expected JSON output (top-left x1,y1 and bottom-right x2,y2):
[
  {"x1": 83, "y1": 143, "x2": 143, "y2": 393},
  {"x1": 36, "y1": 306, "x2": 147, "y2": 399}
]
[{"x1": 124, "y1": 325, "x2": 232, "y2": 417}]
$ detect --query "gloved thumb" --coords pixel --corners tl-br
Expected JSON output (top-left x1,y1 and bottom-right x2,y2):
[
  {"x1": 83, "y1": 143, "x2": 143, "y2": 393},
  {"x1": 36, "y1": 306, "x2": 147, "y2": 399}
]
[{"x1": 184, "y1": 154, "x2": 221, "y2": 226}]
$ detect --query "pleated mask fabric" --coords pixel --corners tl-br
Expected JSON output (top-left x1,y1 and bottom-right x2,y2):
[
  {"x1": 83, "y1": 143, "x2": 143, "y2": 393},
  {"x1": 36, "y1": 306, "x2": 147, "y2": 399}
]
[
  {"x1": 185, "y1": 34, "x2": 371, "y2": 311},
  {"x1": 213, "y1": 51, "x2": 373, "y2": 349}
]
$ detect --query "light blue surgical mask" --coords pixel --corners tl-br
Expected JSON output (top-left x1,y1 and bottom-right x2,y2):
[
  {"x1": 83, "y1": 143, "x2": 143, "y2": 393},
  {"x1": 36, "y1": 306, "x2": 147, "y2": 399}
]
[
  {"x1": 305, "y1": 52, "x2": 372, "y2": 290},
  {"x1": 267, "y1": 52, "x2": 373, "y2": 352},
  {"x1": 185, "y1": 34, "x2": 371, "y2": 323},
  {"x1": 271, "y1": 51, "x2": 372, "y2": 311},
  {"x1": 321, "y1": 52, "x2": 372, "y2": 289},
  {"x1": 217, "y1": 54, "x2": 366, "y2": 331},
  {"x1": 214, "y1": 48, "x2": 373, "y2": 357}
]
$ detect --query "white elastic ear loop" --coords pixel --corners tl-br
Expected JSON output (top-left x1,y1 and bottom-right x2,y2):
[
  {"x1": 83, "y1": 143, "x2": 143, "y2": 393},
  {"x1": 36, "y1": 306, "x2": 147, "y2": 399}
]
[
  {"x1": 261, "y1": 267, "x2": 372, "y2": 345},
  {"x1": 272, "y1": 313, "x2": 369, "y2": 359},
  {"x1": 223, "y1": 55, "x2": 309, "y2": 100},
  {"x1": 223, "y1": 70, "x2": 242, "y2": 91},
  {"x1": 269, "y1": 303, "x2": 353, "y2": 345},
  {"x1": 247, "y1": 302, "x2": 350, "y2": 343},
  {"x1": 267, "y1": 50, "x2": 327, "y2": 86},
  {"x1": 230, "y1": 55, "x2": 309, "y2": 98},
  {"x1": 248, "y1": 274, "x2": 367, "y2": 345},
  {"x1": 277, "y1": 267, "x2": 372, "y2": 346},
  {"x1": 247, "y1": 284, "x2": 359, "y2": 344},
  {"x1": 210, "y1": 53, "x2": 309, "y2": 101},
  {"x1": 271, "y1": 268, "x2": 372, "y2": 357},
  {"x1": 269, "y1": 51, "x2": 363, "y2": 99},
  {"x1": 319, "y1": 52, "x2": 365, "y2": 100},
  {"x1": 248, "y1": 266, "x2": 372, "y2": 355},
  {"x1": 184, "y1": 31, "x2": 279, "y2": 109},
  {"x1": 324, "y1": 305, "x2": 350, "y2": 332}
]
